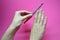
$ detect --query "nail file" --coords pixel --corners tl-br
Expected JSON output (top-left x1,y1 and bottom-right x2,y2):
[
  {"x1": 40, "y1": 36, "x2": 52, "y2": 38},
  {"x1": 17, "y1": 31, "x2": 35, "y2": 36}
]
[
  {"x1": 24, "y1": 3, "x2": 44, "y2": 23},
  {"x1": 32, "y1": 3, "x2": 44, "y2": 15}
]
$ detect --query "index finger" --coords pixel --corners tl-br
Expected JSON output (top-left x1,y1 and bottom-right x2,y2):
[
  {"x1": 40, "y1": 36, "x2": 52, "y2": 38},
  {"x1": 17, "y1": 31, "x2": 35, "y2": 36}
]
[{"x1": 16, "y1": 10, "x2": 32, "y2": 16}]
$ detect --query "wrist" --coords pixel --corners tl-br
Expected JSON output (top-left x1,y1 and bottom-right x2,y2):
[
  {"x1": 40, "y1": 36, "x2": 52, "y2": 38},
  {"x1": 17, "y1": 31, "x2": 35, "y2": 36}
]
[
  {"x1": 30, "y1": 36, "x2": 39, "y2": 40},
  {"x1": 8, "y1": 22, "x2": 21, "y2": 32},
  {"x1": 11, "y1": 20, "x2": 22, "y2": 27},
  {"x1": 9, "y1": 23, "x2": 16, "y2": 29}
]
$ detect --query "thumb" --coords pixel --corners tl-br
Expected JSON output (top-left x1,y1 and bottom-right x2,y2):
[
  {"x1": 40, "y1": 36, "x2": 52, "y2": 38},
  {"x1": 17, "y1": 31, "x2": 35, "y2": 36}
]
[{"x1": 22, "y1": 14, "x2": 32, "y2": 20}]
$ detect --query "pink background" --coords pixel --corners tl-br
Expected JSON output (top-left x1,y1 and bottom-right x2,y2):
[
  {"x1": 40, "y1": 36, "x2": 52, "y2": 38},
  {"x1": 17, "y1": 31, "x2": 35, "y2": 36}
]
[{"x1": 0, "y1": 0, "x2": 60, "y2": 40}]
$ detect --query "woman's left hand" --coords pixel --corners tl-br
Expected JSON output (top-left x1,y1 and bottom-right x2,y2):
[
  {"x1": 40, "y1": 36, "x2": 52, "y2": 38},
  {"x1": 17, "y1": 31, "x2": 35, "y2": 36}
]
[{"x1": 30, "y1": 10, "x2": 47, "y2": 40}]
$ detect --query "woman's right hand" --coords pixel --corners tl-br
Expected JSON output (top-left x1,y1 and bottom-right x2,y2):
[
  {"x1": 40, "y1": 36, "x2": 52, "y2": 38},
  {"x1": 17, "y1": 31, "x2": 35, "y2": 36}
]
[{"x1": 11, "y1": 10, "x2": 32, "y2": 29}]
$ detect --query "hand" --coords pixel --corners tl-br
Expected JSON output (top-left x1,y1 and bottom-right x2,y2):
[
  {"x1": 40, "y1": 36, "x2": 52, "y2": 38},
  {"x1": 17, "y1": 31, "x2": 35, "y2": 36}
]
[
  {"x1": 11, "y1": 10, "x2": 32, "y2": 28},
  {"x1": 30, "y1": 10, "x2": 47, "y2": 40},
  {"x1": 1, "y1": 10, "x2": 32, "y2": 40}
]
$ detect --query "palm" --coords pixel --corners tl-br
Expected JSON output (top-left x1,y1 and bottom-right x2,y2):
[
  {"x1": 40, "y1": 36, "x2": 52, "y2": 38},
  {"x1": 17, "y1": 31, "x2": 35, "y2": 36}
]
[{"x1": 30, "y1": 10, "x2": 47, "y2": 40}]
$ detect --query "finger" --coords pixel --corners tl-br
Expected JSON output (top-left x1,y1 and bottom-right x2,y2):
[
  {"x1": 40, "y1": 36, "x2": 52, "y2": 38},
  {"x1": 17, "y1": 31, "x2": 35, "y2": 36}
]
[
  {"x1": 24, "y1": 16, "x2": 32, "y2": 23},
  {"x1": 34, "y1": 10, "x2": 39, "y2": 23},
  {"x1": 37, "y1": 10, "x2": 41, "y2": 23},
  {"x1": 16, "y1": 10, "x2": 31, "y2": 14},
  {"x1": 40, "y1": 10, "x2": 44, "y2": 25},
  {"x1": 42, "y1": 16, "x2": 47, "y2": 28},
  {"x1": 22, "y1": 14, "x2": 32, "y2": 20},
  {"x1": 16, "y1": 10, "x2": 32, "y2": 16}
]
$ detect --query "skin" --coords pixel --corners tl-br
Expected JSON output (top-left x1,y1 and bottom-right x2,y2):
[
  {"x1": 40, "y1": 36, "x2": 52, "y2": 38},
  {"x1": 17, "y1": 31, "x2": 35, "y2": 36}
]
[
  {"x1": 30, "y1": 10, "x2": 47, "y2": 40},
  {"x1": 1, "y1": 10, "x2": 47, "y2": 40}
]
